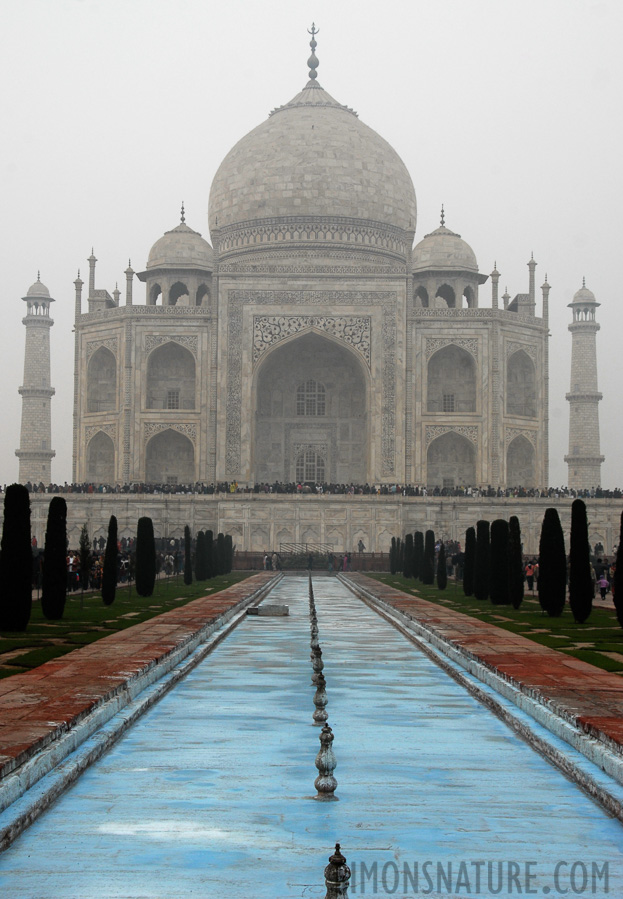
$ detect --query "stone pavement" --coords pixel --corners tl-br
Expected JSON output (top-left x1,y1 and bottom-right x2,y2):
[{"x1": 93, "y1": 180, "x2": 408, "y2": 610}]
[
  {"x1": 0, "y1": 572, "x2": 276, "y2": 783},
  {"x1": 347, "y1": 573, "x2": 623, "y2": 753}
]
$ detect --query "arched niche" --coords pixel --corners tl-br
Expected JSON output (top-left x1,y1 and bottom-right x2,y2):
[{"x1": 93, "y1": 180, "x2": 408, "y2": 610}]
[
  {"x1": 253, "y1": 331, "x2": 368, "y2": 484},
  {"x1": 507, "y1": 435, "x2": 535, "y2": 486},
  {"x1": 507, "y1": 350, "x2": 536, "y2": 417},
  {"x1": 427, "y1": 431, "x2": 476, "y2": 488},
  {"x1": 146, "y1": 342, "x2": 195, "y2": 410},
  {"x1": 145, "y1": 429, "x2": 195, "y2": 484},
  {"x1": 169, "y1": 281, "x2": 190, "y2": 306},
  {"x1": 87, "y1": 347, "x2": 117, "y2": 413},
  {"x1": 86, "y1": 431, "x2": 115, "y2": 483},
  {"x1": 427, "y1": 345, "x2": 477, "y2": 413}
]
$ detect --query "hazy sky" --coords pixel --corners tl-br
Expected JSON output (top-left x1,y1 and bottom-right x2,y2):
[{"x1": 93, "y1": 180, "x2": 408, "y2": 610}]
[{"x1": 1, "y1": 0, "x2": 621, "y2": 487}]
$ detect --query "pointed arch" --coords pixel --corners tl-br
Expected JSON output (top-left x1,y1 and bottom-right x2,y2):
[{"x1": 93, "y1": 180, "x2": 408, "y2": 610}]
[
  {"x1": 427, "y1": 431, "x2": 476, "y2": 488},
  {"x1": 169, "y1": 281, "x2": 190, "y2": 306},
  {"x1": 507, "y1": 435, "x2": 535, "y2": 486},
  {"x1": 87, "y1": 347, "x2": 117, "y2": 413},
  {"x1": 145, "y1": 429, "x2": 195, "y2": 484},
  {"x1": 146, "y1": 342, "x2": 196, "y2": 410},
  {"x1": 507, "y1": 350, "x2": 536, "y2": 417},
  {"x1": 86, "y1": 431, "x2": 115, "y2": 483},
  {"x1": 435, "y1": 284, "x2": 456, "y2": 307},
  {"x1": 253, "y1": 331, "x2": 369, "y2": 484},
  {"x1": 427, "y1": 345, "x2": 477, "y2": 413}
]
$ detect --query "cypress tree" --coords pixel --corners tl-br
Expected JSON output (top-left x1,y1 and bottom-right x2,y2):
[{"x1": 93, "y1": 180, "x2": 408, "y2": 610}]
[
  {"x1": 183, "y1": 525, "x2": 193, "y2": 586},
  {"x1": 0, "y1": 484, "x2": 33, "y2": 631},
  {"x1": 135, "y1": 516, "x2": 156, "y2": 597},
  {"x1": 473, "y1": 520, "x2": 490, "y2": 601},
  {"x1": 463, "y1": 527, "x2": 476, "y2": 597},
  {"x1": 421, "y1": 529, "x2": 435, "y2": 585},
  {"x1": 490, "y1": 518, "x2": 509, "y2": 605},
  {"x1": 613, "y1": 512, "x2": 623, "y2": 629},
  {"x1": 403, "y1": 533, "x2": 414, "y2": 578},
  {"x1": 390, "y1": 537, "x2": 397, "y2": 575},
  {"x1": 216, "y1": 533, "x2": 226, "y2": 576},
  {"x1": 79, "y1": 524, "x2": 92, "y2": 592},
  {"x1": 195, "y1": 531, "x2": 206, "y2": 580},
  {"x1": 101, "y1": 515, "x2": 118, "y2": 607},
  {"x1": 538, "y1": 507, "x2": 567, "y2": 617},
  {"x1": 205, "y1": 530, "x2": 214, "y2": 579},
  {"x1": 568, "y1": 499, "x2": 593, "y2": 623},
  {"x1": 41, "y1": 496, "x2": 68, "y2": 619},
  {"x1": 414, "y1": 531, "x2": 424, "y2": 582},
  {"x1": 437, "y1": 543, "x2": 447, "y2": 590},
  {"x1": 508, "y1": 515, "x2": 524, "y2": 610},
  {"x1": 224, "y1": 535, "x2": 233, "y2": 574},
  {"x1": 396, "y1": 537, "x2": 404, "y2": 575}
]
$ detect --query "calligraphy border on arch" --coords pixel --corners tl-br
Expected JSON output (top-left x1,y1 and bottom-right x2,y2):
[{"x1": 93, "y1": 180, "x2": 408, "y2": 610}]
[
  {"x1": 227, "y1": 290, "x2": 396, "y2": 477},
  {"x1": 86, "y1": 336, "x2": 118, "y2": 361},
  {"x1": 425, "y1": 425, "x2": 479, "y2": 448},
  {"x1": 143, "y1": 422, "x2": 197, "y2": 447},
  {"x1": 253, "y1": 315, "x2": 371, "y2": 367},
  {"x1": 425, "y1": 337, "x2": 479, "y2": 360},
  {"x1": 144, "y1": 334, "x2": 198, "y2": 356},
  {"x1": 85, "y1": 423, "x2": 117, "y2": 443},
  {"x1": 505, "y1": 427, "x2": 536, "y2": 447}
]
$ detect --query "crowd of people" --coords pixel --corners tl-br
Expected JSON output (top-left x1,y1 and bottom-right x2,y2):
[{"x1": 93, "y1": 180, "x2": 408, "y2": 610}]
[{"x1": 16, "y1": 481, "x2": 623, "y2": 499}]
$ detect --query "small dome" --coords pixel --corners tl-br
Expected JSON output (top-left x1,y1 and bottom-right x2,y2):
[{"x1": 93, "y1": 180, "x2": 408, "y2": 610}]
[
  {"x1": 412, "y1": 224, "x2": 478, "y2": 274},
  {"x1": 147, "y1": 222, "x2": 214, "y2": 272},
  {"x1": 26, "y1": 276, "x2": 50, "y2": 298},
  {"x1": 572, "y1": 282, "x2": 596, "y2": 304}
]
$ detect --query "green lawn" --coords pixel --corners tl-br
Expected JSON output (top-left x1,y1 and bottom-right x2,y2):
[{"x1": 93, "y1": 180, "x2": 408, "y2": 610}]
[
  {"x1": 0, "y1": 572, "x2": 252, "y2": 680},
  {"x1": 367, "y1": 573, "x2": 623, "y2": 675}
]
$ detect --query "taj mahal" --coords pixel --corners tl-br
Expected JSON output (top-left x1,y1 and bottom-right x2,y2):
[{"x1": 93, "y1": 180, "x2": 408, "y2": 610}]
[{"x1": 14, "y1": 30, "x2": 610, "y2": 553}]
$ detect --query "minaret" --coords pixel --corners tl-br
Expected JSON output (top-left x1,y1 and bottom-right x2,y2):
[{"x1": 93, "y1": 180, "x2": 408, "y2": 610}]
[
  {"x1": 565, "y1": 280, "x2": 604, "y2": 489},
  {"x1": 16, "y1": 275, "x2": 56, "y2": 484}
]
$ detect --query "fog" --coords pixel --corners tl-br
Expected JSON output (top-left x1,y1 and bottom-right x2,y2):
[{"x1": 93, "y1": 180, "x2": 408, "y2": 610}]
[{"x1": 1, "y1": 0, "x2": 621, "y2": 487}]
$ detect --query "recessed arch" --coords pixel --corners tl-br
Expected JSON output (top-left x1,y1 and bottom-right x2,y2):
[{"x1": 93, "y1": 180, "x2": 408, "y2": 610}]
[
  {"x1": 427, "y1": 431, "x2": 476, "y2": 488},
  {"x1": 507, "y1": 350, "x2": 536, "y2": 417},
  {"x1": 507, "y1": 435, "x2": 535, "y2": 486},
  {"x1": 427, "y1": 344, "x2": 476, "y2": 413},
  {"x1": 146, "y1": 342, "x2": 196, "y2": 410},
  {"x1": 463, "y1": 285, "x2": 475, "y2": 308},
  {"x1": 253, "y1": 330, "x2": 369, "y2": 484},
  {"x1": 145, "y1": 429, "x2": 195, "y2": 484},
  {"x1": 86, "y1": 431, "x2": 115, "y2": 483},
  {"x1": 87, "y1": 347, "x2": 117, "y2": 413}
]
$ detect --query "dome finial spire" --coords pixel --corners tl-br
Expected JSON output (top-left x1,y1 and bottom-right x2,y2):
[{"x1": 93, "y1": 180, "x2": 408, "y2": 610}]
[
  {"x1": 440, "y1": 204, "x2": 445, "y2": 227},
  {"x1": 582, "y1": 275, "x2": 586, "y2": 288},
  {"x1": 181, "y1": 201, "x2": 185, "y2": 224},
  {"x1": 307, "y1": 23, "x2": 319, "y2": 81}
]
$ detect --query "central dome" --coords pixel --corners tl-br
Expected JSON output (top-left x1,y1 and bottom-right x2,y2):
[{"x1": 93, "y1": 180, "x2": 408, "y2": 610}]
[{"x1": 208, "y1": 79, "x2": 417, "y2": 262}]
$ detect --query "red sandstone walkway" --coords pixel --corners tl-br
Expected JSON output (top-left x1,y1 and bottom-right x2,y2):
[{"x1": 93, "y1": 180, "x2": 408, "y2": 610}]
[
  {"x1": 349, "y1": 573, "x2": 623, "y2": 753},
  {"x1": 3, "y1": 570, "x2": 623, "y2": 795},
  {"x1": 0, "y1": 573, "x2": 275, "y2": 781}
]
